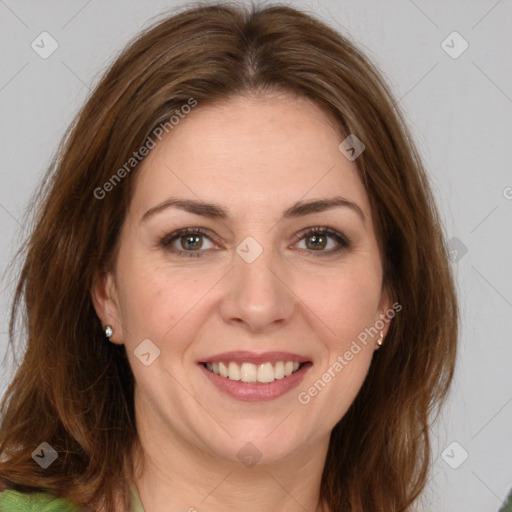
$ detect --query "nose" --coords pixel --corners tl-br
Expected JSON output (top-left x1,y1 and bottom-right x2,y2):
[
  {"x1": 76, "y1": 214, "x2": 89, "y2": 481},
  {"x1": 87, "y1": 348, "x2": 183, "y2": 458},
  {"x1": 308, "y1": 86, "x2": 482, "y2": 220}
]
[{"x1": 219, "y1": 242, "x2": 296, "y2": 333}]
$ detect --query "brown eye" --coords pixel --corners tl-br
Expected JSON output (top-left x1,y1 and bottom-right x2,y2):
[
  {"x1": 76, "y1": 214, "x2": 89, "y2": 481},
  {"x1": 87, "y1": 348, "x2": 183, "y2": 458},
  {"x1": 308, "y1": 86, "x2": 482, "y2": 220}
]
[
  {"x1": 160, "y1": 228, "x2": 217, "y2": 257},
  {"x1": 179, "y1": 234, "x2": 203, "y2": 251},
  {"x1": 294, "y1": 227, "x2": 350, "y2": 255},
  {"x1": 305, "y1": 233, "x2": 327, "y2": 250}
]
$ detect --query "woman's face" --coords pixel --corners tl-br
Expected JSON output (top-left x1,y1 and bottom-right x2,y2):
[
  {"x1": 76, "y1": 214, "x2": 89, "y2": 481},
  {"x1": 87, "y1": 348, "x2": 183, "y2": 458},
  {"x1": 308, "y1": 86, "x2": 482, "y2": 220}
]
[{"x1": 94, "y1": 93, "x2": 391, "y2": 465}]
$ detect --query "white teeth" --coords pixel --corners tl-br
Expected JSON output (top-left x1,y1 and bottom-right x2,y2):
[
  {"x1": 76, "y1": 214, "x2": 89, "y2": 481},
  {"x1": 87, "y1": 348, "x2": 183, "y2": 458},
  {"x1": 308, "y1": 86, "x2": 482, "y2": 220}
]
[
  {"x1": 257, "y1": 362, "x2": 275, "y2": 383},
  {"x1": 204, "y1": 360, "x2": 304, "y2": 383},
  {"x1": 228, "y1": 361, "x2": 241, "y2": 381},
  {"x1": 218, "y1": 362, "x2": 229, "y2": 378},
  {"x1": 240, "y1": 362, "x2": 257, "y2": 383},
  {"x1": 274, "y1": 361, "x2": 285, "y2": 379}
]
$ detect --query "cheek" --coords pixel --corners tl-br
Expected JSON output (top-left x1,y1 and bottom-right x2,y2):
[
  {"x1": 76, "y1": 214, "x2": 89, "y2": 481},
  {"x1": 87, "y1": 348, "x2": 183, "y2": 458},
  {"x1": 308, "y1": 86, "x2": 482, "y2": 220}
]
[
  {"x1": 295, "y1": 267, "x2": 379, "y2": 419},
  {"x1": 115, "y1": 253, "x2": 218, "y2": 347},
  {"x1": 293, "y1": 260, "x2": 383, "y2": 347},
  {"x1": 295, "y1": 262, "x2": 381, "y2": 416}
]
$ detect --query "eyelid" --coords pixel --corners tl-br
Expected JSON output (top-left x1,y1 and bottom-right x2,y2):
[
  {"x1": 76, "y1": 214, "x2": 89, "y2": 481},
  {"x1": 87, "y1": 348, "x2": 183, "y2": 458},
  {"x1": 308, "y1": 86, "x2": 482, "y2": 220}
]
[
  {"x1": 292, "y1": 226, "x2": 350, "y2": 247},
  {"x1": 160, "y1": 227, "x2": 220, "y2": 257},
  {"x1": 160, "y1": 227, "x2": 217, "y2": 246},
  {"x1": 290, "y1": 226, "x2": 350, "y2": 257}
]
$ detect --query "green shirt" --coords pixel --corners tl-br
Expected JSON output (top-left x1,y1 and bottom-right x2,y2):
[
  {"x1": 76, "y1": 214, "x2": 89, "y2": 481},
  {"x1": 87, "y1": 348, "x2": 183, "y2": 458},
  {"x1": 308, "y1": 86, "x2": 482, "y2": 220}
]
[{"x1": 0, "y1": 482, "x2": 144, "y2": 511}]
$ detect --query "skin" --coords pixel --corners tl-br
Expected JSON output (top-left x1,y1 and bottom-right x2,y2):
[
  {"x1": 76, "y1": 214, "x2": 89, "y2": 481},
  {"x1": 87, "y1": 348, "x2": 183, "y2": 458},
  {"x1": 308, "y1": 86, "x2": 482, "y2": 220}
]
[{"x1": 92, "y1": 91, "x2": 391, "y2": 512}]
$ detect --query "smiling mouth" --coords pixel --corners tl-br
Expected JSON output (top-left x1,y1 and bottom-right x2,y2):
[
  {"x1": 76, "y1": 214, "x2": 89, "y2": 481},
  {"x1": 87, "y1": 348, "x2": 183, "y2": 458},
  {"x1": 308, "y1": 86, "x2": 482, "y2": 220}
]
[{"x1": 202, "y1": 360, "x2": 305, "y2": 384}]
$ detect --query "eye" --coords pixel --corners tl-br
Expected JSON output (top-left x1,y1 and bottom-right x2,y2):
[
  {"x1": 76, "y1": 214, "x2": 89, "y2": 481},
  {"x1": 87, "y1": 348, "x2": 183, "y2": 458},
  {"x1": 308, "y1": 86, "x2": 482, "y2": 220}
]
[
  {"x1": 293, "y1": 226, "x2": 350, "y2": 256},
  {"x1": 160, "y1": 227, "x2": 217, "y2": 258},
  {"x1": 159, "y1": 226, "x2": 350, "y2": 258}
]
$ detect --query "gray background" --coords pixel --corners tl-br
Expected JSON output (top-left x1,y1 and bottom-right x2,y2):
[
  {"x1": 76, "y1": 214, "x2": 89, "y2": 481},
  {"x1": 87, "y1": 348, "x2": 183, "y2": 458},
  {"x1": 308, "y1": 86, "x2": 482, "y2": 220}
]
[{"x1": 1, "y1": 1, "x2": 511, "y2": 511}]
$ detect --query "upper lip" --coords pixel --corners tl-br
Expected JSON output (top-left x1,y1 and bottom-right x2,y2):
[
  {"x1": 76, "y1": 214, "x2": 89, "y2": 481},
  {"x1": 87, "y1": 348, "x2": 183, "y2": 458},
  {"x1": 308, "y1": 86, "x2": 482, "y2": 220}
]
[{"x1": 198, "y1": 351, "x2": 311, "y2": 365}]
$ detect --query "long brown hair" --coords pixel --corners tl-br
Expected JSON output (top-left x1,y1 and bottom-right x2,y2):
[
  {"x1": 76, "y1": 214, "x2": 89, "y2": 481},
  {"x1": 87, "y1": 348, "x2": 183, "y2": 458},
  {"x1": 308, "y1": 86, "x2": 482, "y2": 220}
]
[{"x1": 0, "y1": 3, "x2": 457, "y2": 511}]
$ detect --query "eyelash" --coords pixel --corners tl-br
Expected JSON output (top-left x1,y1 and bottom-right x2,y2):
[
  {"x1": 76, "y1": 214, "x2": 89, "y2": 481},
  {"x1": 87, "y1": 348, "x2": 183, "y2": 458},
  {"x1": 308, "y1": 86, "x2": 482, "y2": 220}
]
[{"x1": 159, "y1": 226, "x2": 350, "y2": 258}]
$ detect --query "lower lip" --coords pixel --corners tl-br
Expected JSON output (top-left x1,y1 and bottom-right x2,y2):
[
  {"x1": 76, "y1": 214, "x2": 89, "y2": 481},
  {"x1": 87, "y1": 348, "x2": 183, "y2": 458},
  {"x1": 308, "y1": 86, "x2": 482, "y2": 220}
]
[{"x1": 198, "y1": 363, "x2": 312, "y2": 402}]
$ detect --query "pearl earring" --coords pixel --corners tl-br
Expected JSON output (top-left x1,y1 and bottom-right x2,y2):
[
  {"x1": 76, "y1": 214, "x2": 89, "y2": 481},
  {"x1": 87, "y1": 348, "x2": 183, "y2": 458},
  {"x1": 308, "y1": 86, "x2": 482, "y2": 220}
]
[
  {"x1": 377, "y1": 330, "x2": 384, "y2": 347},
  {"x1": 105, "y1": 325, "x2": 113, "y2": 340}
]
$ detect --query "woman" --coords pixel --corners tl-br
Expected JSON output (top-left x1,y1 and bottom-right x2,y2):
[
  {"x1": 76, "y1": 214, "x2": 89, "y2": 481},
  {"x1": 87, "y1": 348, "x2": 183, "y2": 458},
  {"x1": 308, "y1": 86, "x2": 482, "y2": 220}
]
[{"x1": 0, "y1": 3, "x2": 457, "y2": 511}]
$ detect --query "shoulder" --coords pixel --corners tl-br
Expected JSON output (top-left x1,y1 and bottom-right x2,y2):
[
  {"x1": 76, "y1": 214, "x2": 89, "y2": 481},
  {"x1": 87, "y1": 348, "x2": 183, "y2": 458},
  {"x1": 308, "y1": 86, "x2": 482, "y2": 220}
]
[{"x1": 0, "y1": 489, "x2": 83, "y2": 511}]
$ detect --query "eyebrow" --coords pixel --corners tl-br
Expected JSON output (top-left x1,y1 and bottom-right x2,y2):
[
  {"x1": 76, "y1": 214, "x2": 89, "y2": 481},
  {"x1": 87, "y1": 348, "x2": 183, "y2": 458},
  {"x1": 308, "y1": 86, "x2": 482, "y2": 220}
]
[{"x1": 141, "y1": 195, "x2": 365, "y2": 223}]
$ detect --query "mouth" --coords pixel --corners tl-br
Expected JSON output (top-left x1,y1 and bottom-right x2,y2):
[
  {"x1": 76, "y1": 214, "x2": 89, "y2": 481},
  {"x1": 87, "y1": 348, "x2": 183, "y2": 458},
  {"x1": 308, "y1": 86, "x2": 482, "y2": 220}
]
[
  {"x1": 201, "y1": 360, "x2": 306, "y2": 384},
  {"x1": 197, "y1": 352, "x2": 312, "y2": 402}
]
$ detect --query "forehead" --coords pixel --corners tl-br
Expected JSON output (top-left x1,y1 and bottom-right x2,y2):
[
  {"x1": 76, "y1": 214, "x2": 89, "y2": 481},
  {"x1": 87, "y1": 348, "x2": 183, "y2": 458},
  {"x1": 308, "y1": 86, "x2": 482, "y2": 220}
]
[{"x1": 129, "y1": 93, "x2": 371, "y2": 220}]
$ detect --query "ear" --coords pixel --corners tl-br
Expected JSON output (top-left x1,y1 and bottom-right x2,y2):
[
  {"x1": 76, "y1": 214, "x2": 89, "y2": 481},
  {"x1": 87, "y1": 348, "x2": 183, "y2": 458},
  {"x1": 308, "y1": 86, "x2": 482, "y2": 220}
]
[
  {"x1": 377, "y1": 286, "x2": 393, "y2": 335},
  {"x1": 372, "y1": 285, "x2": 395, "y2": 350},
  {"x1": 91, "y1": 269, "x2": 124, "y2": 345}
]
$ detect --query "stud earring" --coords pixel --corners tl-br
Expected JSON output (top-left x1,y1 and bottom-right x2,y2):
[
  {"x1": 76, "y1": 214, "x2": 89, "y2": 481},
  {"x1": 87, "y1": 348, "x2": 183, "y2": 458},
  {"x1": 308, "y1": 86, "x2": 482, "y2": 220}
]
[
  {"x1": 105, "y1": 325, "x2": 113, "y2": 340},
  {"x1": 377, "y1": 330, "x2": 384, "y2": 347}
]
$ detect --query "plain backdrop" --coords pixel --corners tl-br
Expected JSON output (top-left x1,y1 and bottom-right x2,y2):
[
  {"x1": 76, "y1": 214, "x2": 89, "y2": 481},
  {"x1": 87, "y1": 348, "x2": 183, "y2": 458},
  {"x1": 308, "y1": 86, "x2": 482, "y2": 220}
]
[{"x1": 0, "y1": 1, "x2": 511, "y2": 511}]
